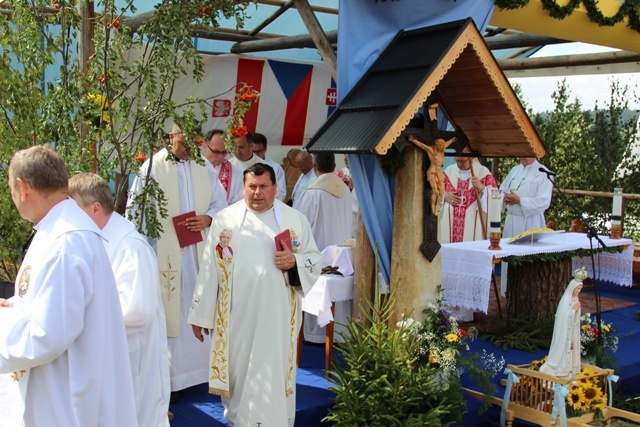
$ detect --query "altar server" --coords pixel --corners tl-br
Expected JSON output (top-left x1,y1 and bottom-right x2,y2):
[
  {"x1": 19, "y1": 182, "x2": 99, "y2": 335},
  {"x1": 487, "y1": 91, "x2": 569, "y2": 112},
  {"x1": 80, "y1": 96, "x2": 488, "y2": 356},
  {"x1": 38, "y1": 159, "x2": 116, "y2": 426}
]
[
  {"x1": 70, "y1": 172, "x2": 170, "y2": 427},
  {"x1": 0, "y1": 145, "x2": 137, "y2": 427}
]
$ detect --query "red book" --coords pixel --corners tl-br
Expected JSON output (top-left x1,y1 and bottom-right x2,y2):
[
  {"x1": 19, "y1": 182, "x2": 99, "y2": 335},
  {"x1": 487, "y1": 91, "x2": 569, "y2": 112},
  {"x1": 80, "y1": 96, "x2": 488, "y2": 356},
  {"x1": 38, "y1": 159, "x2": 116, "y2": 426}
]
[
  {"x1": 172, "y1": 211, "x2": 204, "y2": 248},
  {"x1": 274, "y1": 229, "x2": 292, "y2": 252},
  {"x1": 274, "y1": 229, "x2": 292, "y2": 271}
]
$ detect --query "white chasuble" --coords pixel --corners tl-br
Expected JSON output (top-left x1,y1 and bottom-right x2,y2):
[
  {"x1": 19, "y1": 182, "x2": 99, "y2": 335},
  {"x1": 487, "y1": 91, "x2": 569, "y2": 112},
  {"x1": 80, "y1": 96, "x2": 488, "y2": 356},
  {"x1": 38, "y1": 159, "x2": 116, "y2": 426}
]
[{"x1": 189, "y1": 200, "x2": 321, "y2": 427}]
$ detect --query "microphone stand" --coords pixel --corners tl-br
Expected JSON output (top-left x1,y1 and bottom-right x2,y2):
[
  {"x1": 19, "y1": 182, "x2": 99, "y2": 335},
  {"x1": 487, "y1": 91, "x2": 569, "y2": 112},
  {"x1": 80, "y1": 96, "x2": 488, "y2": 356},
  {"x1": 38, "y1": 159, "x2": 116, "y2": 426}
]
[{"x1": 542, "y1": 171, "x2": 607, "y2": 357}]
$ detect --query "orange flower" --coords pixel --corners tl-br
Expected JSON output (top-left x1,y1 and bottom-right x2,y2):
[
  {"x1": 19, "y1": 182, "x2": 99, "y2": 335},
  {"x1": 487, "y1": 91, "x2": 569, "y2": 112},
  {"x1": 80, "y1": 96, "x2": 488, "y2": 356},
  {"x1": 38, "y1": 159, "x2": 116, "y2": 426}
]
[
  {"x1": 239, "y1": 92, "x2": 257, "y2": 102},
  {"x1": 196, "y1": 139, "x2": 204, "y2": 147},
  {"x1": 135, "y1": 154, "x2": 146, "y2": 162},
  {"x1": 231, "y1": 126, "x2": 248, "y2": 137}
]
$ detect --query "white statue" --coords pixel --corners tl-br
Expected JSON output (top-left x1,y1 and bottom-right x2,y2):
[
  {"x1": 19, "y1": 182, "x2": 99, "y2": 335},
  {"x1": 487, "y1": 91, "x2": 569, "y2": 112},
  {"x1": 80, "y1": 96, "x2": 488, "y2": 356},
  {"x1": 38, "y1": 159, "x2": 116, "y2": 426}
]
[{"x1": 539, "y1": 267, "x2": 588, "y2": 378}]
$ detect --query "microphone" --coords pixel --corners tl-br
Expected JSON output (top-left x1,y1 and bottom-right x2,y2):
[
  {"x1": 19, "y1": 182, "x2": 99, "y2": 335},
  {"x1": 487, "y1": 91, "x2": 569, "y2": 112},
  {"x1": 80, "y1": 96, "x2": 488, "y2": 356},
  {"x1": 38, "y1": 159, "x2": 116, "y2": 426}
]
[{"x1": 538, "y1": 167, "x2": 557, "y2": 177}]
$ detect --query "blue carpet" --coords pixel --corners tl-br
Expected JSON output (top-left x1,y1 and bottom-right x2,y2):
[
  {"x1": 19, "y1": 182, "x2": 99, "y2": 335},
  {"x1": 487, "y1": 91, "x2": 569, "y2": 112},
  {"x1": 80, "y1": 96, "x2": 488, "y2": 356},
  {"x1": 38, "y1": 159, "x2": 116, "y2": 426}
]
[{"x1": 170, "y1": 285, "x2": 640, "y2": 426}]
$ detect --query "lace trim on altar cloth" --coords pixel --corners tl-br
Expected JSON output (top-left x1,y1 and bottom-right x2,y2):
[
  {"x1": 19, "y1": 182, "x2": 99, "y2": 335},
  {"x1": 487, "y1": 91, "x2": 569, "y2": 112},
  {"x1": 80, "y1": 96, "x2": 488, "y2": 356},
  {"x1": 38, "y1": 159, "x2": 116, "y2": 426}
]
[
  {"x1": 442, "y1": 272, "x2": 490, "y2": 313},
  {"x1": 573, "y1": 253, "x2": 633, "y2": 287}
]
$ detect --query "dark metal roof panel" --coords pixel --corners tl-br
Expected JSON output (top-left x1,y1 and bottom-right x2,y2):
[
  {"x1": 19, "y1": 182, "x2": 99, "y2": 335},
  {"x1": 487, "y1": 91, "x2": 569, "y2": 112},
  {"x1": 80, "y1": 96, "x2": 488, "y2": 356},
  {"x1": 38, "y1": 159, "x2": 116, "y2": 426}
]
[
  {"x1": 304, "y1": 109, "x2": 398, "y2": 153},
  {"x1": 307, "y1": 19, "x2": 472, "y2": 153}
]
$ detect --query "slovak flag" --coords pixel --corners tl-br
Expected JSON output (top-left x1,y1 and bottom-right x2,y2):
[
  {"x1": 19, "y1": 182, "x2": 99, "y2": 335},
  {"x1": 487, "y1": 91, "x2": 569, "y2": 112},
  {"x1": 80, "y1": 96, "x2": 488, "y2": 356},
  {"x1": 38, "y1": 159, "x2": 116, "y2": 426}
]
[{"x1": 199, "y1": 54, "x2": 336, "y2": 146}]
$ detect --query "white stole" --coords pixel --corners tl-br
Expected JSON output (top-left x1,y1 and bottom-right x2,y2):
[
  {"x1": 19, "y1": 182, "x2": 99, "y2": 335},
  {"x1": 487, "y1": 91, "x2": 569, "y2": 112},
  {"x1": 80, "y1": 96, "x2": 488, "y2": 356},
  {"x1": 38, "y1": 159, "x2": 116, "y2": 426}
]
[{"x1": 154, "y1": 152, "x2": 210, "y2": 337}]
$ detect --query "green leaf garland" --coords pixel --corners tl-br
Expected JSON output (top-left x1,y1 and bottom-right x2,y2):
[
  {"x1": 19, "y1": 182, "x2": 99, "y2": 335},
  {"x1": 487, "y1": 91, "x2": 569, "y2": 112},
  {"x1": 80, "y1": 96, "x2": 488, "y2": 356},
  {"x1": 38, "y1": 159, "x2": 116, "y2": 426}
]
[
  {"x1": 503, "y1": 245, "x2": 623, "y2": 266},
  {"x1": 494, "y1": 0, "x2": 640, "y2": 33}
]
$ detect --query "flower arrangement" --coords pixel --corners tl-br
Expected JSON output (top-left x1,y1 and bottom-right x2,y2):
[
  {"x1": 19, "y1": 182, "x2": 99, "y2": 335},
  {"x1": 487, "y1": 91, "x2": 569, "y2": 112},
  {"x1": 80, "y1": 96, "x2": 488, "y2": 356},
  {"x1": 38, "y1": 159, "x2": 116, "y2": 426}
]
[
  {"x1": 410, "y1": 302, "x2": 476, "y2": 377},
  {"x1": 223, "y1": 84, "x2": 260, "y2": 154},
  {"x1": 580, "y1": 313, "x2": 618, "y2": 363},
  {"x1": 521, "y1": 356, "x2": 608, "y2": 421},
  {"x1": 397, "y1": 288, "x2": 504, "y2": 384}
]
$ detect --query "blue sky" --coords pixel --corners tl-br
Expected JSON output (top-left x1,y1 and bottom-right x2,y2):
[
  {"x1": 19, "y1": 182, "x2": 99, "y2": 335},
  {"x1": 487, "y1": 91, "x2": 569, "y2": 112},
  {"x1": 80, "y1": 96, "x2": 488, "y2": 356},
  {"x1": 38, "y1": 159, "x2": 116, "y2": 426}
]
[{"x1": 511, "y1": 43, "x2": 640, "y2": 113}]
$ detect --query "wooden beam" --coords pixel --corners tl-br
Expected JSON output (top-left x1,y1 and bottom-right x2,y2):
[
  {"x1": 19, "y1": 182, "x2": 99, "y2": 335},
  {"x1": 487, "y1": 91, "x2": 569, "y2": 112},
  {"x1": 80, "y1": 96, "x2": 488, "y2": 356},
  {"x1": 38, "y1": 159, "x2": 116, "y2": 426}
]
[
  {"x1": 292, "y1": 0, "x2": 336, "y2": 80},
  {"x1": 256, "y1": 0, "x2": 338, "y2": 15},
  {"x1": 484, "y1": 33, "x2": 568, "y2": 50},
  {"x1": 231, "y1": 30, "x2": 336, "y2": 53},
  {"x1": 499, "y1": 51, "x2": 640, "y2": 77},
  {"x1": 249, "y1": 0, "x2": 294, "y2": 37}
]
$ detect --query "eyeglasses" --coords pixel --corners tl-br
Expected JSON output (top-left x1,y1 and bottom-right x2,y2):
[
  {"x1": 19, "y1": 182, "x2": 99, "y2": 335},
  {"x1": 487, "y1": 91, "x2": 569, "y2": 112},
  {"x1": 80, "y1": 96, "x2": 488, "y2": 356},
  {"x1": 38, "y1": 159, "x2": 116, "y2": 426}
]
[{"x1": 205, "y1": 144, "x2": 227, "y2": 155}]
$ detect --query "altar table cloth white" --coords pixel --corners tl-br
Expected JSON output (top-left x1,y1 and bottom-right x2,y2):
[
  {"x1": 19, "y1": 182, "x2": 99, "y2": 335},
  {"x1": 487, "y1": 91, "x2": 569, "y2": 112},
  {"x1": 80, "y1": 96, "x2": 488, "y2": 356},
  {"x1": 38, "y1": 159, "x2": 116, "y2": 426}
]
[{"x1": 441, "y1": 232, "x2": 633, "y2": 313}]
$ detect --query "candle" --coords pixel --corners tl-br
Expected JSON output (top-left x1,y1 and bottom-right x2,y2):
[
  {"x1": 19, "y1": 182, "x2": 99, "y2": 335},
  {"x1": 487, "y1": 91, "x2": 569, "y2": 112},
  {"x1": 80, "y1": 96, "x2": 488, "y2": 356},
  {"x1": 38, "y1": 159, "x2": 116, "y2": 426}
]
[
  {"x1": 488, "y1": 189, "x2": 503, "y2": 232},
  {"x1": 612, "y1": 188, "x2": 623, "y2": 221}
]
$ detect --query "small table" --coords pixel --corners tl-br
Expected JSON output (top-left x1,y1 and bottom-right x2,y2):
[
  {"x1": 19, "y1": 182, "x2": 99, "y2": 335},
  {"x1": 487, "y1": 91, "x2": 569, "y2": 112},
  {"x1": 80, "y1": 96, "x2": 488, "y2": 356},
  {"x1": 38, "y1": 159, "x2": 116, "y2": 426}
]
[{"x1": 302, "y1": 245, "x2": 355, "y2": 374}]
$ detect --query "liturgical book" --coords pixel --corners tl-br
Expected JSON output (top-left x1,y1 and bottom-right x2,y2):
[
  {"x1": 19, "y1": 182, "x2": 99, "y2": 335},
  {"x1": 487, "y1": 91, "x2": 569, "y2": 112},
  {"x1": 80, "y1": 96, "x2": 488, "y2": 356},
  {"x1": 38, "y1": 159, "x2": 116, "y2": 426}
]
[{"x1": 172, "y1": 211, "x2": 204, "y2": 248}]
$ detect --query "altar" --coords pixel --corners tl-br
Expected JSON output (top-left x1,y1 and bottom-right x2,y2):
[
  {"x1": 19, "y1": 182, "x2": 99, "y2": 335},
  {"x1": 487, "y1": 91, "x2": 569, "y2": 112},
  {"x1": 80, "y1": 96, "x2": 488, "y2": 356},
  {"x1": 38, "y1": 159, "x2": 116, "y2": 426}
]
[{"x1": 440, "y1": 232, "x2": 634, "y2": 315}]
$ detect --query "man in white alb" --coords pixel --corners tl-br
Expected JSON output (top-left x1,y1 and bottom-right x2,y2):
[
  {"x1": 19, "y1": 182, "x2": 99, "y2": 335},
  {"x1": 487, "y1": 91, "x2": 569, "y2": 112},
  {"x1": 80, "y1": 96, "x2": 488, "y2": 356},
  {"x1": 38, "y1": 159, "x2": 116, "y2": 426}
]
[
  {"x1": 249, "y1": 132, "x2": 287, "y2": 201},
  {"x1": 127, "y1": 124, "x2": 227, "y2": 395},
  {"x1": 228, "y1": 133, "x2": 261, "y2": 171},
  {"x1": 499, "y1": 156, "x2": 553, "y2": 293},
  {"x1": 0, "y1": 146, "x2": 136, "y2": 427},
  {"x1": 203, "y1": 129, "x2": 243, "y2": 204},
  {"x1": 69, "y1": 172, "x2": 170, "y2": 427},
  {"x1": 499, "y1": 157, "x2": 553, "y2": 237},
  {"x1": 291, "y1": 151, "x2": 317, "y2": 204},
  {"x1": 189, "y1": 163, "x2": 320, "y2": 427},
  {"x1": 294, "y1": 152, "x2": 352, "y2": 343}
]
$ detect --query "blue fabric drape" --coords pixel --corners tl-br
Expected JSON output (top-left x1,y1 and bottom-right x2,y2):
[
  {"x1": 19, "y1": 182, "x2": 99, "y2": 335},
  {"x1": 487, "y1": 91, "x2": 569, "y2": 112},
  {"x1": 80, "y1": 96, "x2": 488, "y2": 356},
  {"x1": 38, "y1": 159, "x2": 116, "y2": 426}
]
[{"x1": 338, "y1": 0, "x2": 495, "y2": 285}]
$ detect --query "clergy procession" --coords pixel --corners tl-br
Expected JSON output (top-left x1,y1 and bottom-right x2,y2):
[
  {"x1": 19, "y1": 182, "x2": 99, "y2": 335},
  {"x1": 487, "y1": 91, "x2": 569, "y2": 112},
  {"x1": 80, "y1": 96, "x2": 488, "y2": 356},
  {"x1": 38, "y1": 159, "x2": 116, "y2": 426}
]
[{"x1": 0, "y1": 120, "x2": 559, "y2": 426}]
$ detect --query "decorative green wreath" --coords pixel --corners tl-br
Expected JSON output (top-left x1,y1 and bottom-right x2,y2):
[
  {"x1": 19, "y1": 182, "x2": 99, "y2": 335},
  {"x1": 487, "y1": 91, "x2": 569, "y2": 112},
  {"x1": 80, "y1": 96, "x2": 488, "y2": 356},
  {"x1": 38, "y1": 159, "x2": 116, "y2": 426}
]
[{"x1": 494, "y1": 0, "x2": 640, "y2": 33}]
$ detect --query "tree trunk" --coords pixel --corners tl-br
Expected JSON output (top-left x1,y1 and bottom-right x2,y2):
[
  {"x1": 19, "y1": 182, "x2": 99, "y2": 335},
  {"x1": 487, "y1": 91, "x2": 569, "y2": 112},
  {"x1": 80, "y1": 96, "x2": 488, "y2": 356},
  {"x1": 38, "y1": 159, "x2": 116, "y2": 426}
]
[{"x1": 506, "y1": 257, "x2": 572, "y2": 321}]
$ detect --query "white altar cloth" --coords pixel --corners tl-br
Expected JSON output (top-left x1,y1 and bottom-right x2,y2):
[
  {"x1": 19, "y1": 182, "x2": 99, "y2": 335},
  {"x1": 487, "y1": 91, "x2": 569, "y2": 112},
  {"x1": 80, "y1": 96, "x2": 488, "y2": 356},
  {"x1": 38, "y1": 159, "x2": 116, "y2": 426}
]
[
  {"x1": 441, "y1": 232, "x2": 633, "y2": 313},
  {"x1": 302, "y1": 275, "x2": 354, "y2": 327}
]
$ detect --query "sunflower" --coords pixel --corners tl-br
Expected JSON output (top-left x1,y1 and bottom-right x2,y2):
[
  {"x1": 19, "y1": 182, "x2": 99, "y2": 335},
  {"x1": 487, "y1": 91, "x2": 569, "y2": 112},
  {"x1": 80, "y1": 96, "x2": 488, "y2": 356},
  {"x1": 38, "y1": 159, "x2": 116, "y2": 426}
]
[
  {"x1": 567, "y1": 386, "x2": 586, "y2": 410},
  {"x1": 581, "y1": 384, "x2": 603, "y2": 405},
  {"x1": 591, "y1": 397, "x2": 607, "y2": 410}
]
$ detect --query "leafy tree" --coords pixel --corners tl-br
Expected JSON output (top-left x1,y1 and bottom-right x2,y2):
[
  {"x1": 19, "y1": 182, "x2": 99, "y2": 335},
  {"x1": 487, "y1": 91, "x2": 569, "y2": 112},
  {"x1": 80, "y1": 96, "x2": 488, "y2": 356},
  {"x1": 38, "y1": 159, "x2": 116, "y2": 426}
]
[
  {"x1": 534, "y1": 79, "x2": 640, "y2": 238},
  {"x1": 0, "y1": 0, "x2": 250, "y2": 279}
]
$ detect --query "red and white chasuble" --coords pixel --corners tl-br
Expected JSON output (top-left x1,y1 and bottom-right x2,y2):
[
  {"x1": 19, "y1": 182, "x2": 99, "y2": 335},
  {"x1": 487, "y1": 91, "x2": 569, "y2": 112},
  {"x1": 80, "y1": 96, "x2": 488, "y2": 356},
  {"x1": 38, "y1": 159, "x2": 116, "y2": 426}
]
[{"x1": 439, "y1": 162, "x2": 497, "y2": 244}]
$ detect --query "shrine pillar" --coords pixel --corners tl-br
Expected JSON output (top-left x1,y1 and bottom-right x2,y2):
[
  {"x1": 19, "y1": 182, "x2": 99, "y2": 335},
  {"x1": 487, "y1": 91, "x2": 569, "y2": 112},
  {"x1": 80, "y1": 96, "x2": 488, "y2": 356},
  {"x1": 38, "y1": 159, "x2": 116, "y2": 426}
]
[{"x1": 389, "y1": 145, "x2": 440, "y2": 326}]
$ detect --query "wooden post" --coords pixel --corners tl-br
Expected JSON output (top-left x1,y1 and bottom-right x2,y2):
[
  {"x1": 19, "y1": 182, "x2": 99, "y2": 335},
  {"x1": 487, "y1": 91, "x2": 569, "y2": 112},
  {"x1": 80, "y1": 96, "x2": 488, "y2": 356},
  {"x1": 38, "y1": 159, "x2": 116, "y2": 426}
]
[
  {"x1": 352, "y1": 210, "x2": 375, "y2": 326},
  {"x1": 77, "y1": 1, "x2": 96, "y2": 173},
  {"x1": 292, "y1": 0, "x2": 337, "y2": 81}
]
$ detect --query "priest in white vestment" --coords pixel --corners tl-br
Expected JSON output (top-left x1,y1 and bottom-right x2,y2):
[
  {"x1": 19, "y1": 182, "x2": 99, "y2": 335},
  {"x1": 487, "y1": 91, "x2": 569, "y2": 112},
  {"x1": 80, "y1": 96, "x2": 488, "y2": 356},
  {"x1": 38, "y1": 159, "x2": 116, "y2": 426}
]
[
  {"x1": 0, "y1": 146, "x2": 136, "y2": 427},
  {"x1": 229, "y1": 134, "x2": 262, "y2": 172},
  {"x1": 203, "y1": 129, "x2": 243, "y2": 205},
  {"x1": 294, "y1": 152, "x2": 352, "y2": 343},
  {"x1": 127, "y1": 125, "x2": 227, "y2": 392},
  {"x1": 499, "y1": 157, "x2": 554, "y2": 293},
  {"x1": 249, "y1": 132, "x2": 287, "y2": 201},
  {"x1": 189, "y1": 163, "x2": 320, "y2": 427},
  {"x1": 291, "y1": 151, "x2": 317, "y2": 204},
  {"x1": 69, "y1": 173, "x2": 171, "y2": 427},
  {"x1": 440, "y1": 157, "x2": 497, "y2": 243}
]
